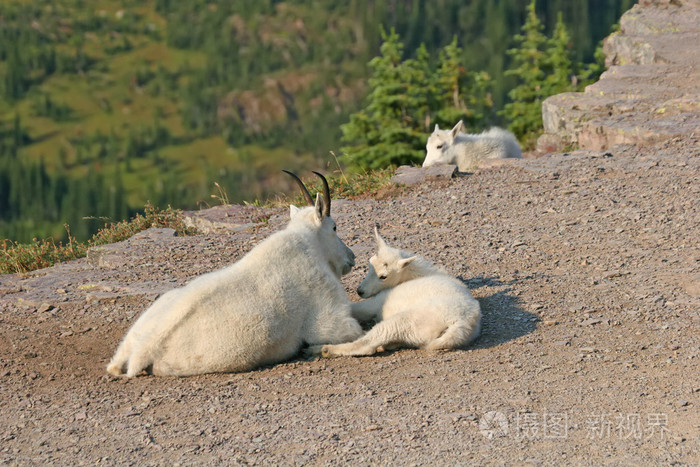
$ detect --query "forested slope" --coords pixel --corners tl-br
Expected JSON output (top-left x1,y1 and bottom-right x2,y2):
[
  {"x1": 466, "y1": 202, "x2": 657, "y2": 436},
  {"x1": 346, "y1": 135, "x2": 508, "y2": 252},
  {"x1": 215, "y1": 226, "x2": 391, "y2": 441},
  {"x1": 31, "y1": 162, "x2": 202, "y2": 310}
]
[{"x1": 0, "y1": 0, "x2": 632, "y2": 242}]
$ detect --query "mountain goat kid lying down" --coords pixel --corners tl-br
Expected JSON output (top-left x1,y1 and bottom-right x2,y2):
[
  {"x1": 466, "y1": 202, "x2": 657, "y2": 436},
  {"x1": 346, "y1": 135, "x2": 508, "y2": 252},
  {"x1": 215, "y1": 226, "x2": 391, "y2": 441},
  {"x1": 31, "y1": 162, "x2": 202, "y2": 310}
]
[
  {"x1": 423, "y1": 120, "x2": 521, "y2": 171},
  {"x1": 107, "y1": 171, "x2": 362, "y2": 377},
  {"x1": 316, "y1": 227, "x2": 481, "y2": 358}
]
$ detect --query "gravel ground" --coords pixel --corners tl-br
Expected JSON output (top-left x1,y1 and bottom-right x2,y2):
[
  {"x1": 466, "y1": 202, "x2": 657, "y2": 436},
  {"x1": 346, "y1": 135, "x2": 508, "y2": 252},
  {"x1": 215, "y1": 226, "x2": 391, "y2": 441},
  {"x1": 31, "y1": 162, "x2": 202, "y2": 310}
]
[{"x1": 1, "y1": 135, "x2": 698, "y2": 465}]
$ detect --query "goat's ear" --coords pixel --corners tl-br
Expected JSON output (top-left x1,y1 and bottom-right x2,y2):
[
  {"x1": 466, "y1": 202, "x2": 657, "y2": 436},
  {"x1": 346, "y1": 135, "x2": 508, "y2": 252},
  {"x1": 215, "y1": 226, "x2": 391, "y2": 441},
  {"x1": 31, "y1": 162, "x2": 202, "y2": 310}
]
[
  {"x1": 314, "y1": 193, "x2": 324, "y2": 223},
  {"x1": 398, "y1": 256, "x2": 417, "y2": 269},
  {"x1": 433, "y1": 123, "x2": 440, "y2": 133},
  {"x1": 289, "y1": 205, "x2": 300, "y2": 218},
  {"x1": 450, "y1": 120, "x2": 464, "y2": 139},
  {"x1": 374, "y1": 225, "x2": 388, "y2": 250}
]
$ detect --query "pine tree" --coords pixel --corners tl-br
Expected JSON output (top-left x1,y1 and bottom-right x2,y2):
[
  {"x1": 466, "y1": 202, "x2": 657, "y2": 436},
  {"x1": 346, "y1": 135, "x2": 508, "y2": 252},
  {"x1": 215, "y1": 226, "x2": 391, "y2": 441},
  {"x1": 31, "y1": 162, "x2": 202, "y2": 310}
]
[
  {"x1": 340, "y1": 28, "x2": 426, "y2": 170},
  {"x1": 12, "y1": 113, "x2": 23, "y2": 151},
  {"x1": 499, "y1": 0, "x2": 549, "y2": 142},
  {"x1": 433, "y1": 36, "x2": 466, "y2": 128},
  {"x1": 3, "y1": 43, "x2": 28, "y2": 100},
  {"x1": 402, "y1": 43, "x2": 433, "y2": 132},
  {"x1": 433, "y1": 36, "x2": 492, "y2": 130},
  {"x1": 544, "y1": 12, "x2": 575, "y2": 96},
  {"x1": 106, "y1": 165, "x2": 127, "y2": 222}
]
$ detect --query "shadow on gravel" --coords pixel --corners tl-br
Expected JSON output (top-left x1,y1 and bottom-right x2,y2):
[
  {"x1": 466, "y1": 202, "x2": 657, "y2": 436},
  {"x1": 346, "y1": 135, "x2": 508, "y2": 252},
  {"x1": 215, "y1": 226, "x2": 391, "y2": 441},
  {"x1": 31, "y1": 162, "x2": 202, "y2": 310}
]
[{"x1": 460, "y1": 275, "x2": 537, "y2": 350}]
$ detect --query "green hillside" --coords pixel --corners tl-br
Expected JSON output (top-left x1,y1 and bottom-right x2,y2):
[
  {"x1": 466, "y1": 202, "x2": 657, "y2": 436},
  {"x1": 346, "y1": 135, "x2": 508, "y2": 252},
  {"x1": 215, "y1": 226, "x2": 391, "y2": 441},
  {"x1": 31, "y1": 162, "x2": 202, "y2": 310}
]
[{"x1": 0, "y1": 0, "x2": 633, "y2": 242}]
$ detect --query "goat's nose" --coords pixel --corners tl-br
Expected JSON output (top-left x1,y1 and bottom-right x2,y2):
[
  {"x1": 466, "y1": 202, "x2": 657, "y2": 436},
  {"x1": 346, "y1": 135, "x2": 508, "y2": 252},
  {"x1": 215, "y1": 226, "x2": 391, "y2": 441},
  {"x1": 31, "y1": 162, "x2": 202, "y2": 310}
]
[{"x1": 356, "y1": 286, "x2": 364, "y2": 298}]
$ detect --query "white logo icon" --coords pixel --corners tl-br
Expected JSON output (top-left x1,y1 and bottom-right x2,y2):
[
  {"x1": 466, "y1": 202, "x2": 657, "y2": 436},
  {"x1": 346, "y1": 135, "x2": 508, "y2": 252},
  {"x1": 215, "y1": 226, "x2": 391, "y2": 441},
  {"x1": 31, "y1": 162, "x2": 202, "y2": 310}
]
[{"x1": 479, "y1": 411, "x2": 510, "y2": 439}]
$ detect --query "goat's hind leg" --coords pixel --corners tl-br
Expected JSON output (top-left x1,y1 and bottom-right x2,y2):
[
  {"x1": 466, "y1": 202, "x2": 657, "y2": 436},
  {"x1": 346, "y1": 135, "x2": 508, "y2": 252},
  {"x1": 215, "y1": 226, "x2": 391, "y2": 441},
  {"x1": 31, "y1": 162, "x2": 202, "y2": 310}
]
[
  {"x1": 107, "y1": 332, "x2": 154, "y2": 377},
  {"x1": 321, "y1": 315, "x2": 408, "y2": 358},
  {"x1": 125, "y1": 349, "x2": 154, "y2": 377},
  {"x1": 106, "y1": 337, "x2": 134, "y2": 376}
]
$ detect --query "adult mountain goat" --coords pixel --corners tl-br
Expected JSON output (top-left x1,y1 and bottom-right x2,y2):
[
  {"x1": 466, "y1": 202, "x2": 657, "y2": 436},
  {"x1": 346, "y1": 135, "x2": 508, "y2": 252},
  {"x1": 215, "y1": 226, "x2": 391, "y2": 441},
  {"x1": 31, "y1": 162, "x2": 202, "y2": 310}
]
[
  {"x1": 316, "y1": 227, "x2": 481, "y2": 358},
  {"x1": 423, "y1": 120, "x2": 521, "y2": 171},
  {"x1": 107, "y1": 171, "x2": 362, "y2": 377}
]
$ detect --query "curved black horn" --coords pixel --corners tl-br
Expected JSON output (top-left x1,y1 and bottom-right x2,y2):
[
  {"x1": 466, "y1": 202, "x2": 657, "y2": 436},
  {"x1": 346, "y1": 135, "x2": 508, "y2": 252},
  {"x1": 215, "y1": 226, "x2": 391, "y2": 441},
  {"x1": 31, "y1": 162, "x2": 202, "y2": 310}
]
[
  {"x1": 282, "y1": 170, "x2": 314, "y2": 206},
  {"x1": 312, "y1": 171, "x2": 331, "y2": 217}
]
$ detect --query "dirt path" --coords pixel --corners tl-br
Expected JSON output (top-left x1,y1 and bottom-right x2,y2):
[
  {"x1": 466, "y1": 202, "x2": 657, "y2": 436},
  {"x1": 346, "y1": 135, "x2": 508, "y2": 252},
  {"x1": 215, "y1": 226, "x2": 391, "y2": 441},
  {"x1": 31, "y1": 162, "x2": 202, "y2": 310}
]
[{"x1": 1, "y1": 135, "x2": 698, "y2": 465}]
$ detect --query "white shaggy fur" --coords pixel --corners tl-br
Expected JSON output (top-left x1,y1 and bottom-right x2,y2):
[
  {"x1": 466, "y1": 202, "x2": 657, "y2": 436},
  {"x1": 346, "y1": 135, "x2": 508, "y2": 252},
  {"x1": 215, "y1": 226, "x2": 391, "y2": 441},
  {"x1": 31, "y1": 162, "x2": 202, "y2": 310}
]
[
  {"x1": 317, "y1": 227, "x2": 481, "y2": 358},
  {"x1": 423, "y1": 120, "x2": 521, "y2": 171},
  {"x1": 107, "y1": 192, "x2": 362, "y2": 377}
]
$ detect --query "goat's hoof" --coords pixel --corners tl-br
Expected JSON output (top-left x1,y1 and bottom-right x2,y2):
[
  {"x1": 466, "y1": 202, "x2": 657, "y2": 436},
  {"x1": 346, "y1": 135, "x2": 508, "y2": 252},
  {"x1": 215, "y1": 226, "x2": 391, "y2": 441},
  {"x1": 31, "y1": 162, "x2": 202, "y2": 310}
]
[
  {"x1": 321, "y1": 346, "x2": 336, "y2": 358},
  {"x1": 303, "y1": 345, "x2": 324, "y2": 358}
]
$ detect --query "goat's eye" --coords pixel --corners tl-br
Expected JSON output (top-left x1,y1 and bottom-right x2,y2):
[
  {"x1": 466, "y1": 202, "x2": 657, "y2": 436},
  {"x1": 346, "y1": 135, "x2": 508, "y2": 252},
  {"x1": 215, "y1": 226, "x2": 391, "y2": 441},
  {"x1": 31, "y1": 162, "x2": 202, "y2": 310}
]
[
  {"x1": 436, "y1": 143, "x2": 444, "y2": 149},
  {"x1": 378, "y1": 274, "x2": 387, "y2": 280}
]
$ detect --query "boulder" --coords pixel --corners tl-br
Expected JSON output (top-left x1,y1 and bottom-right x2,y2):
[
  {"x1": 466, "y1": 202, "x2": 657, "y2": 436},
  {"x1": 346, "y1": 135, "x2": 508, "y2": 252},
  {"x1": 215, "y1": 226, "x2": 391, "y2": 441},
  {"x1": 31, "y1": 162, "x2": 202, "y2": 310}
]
[
  {"x1": 538, "y1": 0, "x2": 700, "y2": 152},
  {"x1": 391, "y1": 165, "x2": 457, "y2": 185}
]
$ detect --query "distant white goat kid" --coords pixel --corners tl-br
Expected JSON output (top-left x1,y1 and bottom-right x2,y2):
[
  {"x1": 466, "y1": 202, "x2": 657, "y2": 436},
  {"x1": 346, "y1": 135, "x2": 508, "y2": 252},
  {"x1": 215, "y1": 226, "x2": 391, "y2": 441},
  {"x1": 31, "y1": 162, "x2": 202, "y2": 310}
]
[
  {"x1": 107, "y1": 171, "x2": 362, "y2": 377},
  {"x1": 423, "y1": 120, "x2": 521, "y2": 171},
  {"x1": 318, "y1": 228, "x2": 481, "y2": 357}
]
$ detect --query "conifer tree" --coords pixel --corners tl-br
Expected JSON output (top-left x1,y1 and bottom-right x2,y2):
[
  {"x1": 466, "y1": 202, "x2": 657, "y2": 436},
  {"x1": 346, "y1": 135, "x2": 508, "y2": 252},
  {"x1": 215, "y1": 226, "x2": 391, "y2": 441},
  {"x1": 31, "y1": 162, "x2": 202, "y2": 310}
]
[
  {"x1": 402, "y1": 43, "x2": 433, "y2": 132},
  {"x1": 433, "y1": 36, "x2": 466, "y2": 128},
  {"x1": 433, "y1": 36, "x2": 492, "y2": 130},
  {"x1": 499, "y1": 0, "x2": 548, "y2": 141},
  {"x1": 544, "y1": 12, "x2": 575, "y2": 96},
  {"x1": 340, "y1": 28, "x2": 426, "y2": 169},
  {"x1": 12, "y1": 113, "x2": 23, "y2": 152},
  {"x1": 106, "y1": 165, "x2": 127, "y2": 222},
  {"x1": 3, "y1": 44, "x2": 28, "y2": 100}
]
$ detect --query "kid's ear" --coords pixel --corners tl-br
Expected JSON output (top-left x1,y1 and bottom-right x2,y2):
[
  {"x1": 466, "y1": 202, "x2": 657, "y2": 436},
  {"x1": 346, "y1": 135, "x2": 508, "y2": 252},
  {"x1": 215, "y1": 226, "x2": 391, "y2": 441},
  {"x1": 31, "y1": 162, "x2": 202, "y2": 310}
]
[
  {"x1": 450, "y1": 120, "x2": 464, "y2": 139},
  {"x1": 434, "y1": 123, "x2": 440, "y2": 133},
  {"x1": 314, "y1": 193, "x2": 324, "y2": 223},
  {"x1": 289, "y1": 205, "x2": 300, "y2": 218},
  {"x1": 374, "y1": 225, "x2": 388, "y2": 250},
  {"x1": 398, "y1": 256, "x2": 416, "y2": 269}
]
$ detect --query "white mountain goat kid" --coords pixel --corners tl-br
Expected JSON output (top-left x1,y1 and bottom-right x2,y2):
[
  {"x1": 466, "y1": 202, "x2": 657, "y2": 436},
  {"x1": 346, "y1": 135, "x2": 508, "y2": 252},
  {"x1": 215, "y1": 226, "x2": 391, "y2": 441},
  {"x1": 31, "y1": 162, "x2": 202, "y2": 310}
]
[
  {"x1": 317, "y1": 227, "x2": 481, "y2": 358},
  {"x1": 423, "y1": 120, "x2": 521, "y2": 171},
  {"x1": 107, "y1": 171, "x2": 362, "y2": 377}
]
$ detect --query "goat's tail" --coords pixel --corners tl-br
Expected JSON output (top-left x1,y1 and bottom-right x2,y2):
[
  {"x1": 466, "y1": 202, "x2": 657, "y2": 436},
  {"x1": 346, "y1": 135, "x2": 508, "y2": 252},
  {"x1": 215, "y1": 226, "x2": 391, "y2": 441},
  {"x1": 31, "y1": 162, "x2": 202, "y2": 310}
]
[{"x1": 425, "y1": 317, "x2": 481, "y2": 351}]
